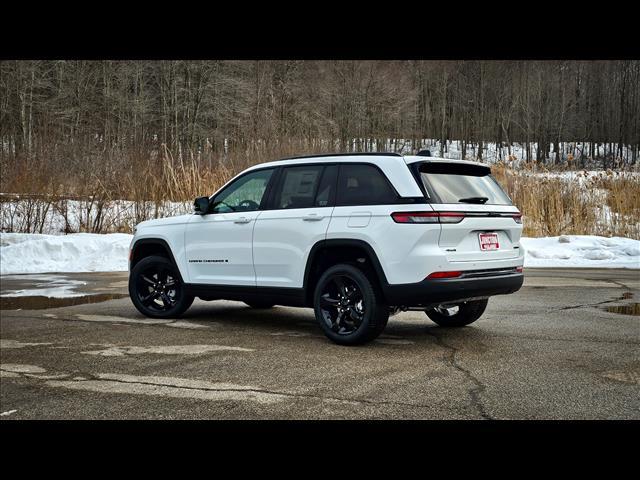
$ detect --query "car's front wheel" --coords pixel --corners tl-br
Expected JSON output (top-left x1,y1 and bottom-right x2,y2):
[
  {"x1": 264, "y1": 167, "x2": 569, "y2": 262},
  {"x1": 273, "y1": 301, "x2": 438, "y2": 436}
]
[
  {"x1": 313, "y1": 264, "x2": 389, "y2": 345},
  {"x1": 129, "y1": 255, "x2": 194, "y2": 318},
  {"x1": 425, "y1": 299, "x2": 488, "y2": 327}
]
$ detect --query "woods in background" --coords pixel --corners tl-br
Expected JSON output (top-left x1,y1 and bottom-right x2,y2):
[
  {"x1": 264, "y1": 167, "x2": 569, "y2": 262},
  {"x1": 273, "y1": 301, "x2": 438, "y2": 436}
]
[{"x1": 1, "y1": 60, "x2": 639, "y2": 199}]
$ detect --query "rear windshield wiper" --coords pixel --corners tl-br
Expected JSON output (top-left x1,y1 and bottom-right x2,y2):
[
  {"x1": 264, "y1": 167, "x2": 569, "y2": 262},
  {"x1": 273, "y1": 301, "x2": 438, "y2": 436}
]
[{"x1": 458, "y1": 196, "x2": 489, "y2": 204}]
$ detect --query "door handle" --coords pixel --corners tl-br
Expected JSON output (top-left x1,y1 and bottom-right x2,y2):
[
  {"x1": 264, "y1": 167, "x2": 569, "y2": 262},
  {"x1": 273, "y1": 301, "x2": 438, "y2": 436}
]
[
  {"x1": 302, "y1": 214, "x2": 324, "y2": 221},
  {"x1": 234, "y1": 217, "x2": 251, "y2": 224}
]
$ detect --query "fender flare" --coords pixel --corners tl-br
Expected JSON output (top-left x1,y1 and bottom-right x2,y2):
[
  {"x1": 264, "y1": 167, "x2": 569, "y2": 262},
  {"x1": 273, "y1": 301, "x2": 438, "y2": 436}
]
[
  {"x1": 130, "y1": 238, "x2": 185, "y2": 282},
  {"x1": 302, "y1": 239, "x2": 390, "y2": 290}
]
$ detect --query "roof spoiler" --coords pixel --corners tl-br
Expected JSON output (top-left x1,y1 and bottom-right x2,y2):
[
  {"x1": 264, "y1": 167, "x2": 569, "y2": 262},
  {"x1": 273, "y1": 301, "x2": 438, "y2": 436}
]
[{"x1": 417, "y1": 161, "x2": 491, "y2": 176}]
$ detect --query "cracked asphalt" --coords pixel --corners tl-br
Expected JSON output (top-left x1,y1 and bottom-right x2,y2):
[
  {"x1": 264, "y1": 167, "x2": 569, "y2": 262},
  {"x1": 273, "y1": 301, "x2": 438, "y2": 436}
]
[{"x1": 1, "y1": 268, "x2": 638, "y2": 419}]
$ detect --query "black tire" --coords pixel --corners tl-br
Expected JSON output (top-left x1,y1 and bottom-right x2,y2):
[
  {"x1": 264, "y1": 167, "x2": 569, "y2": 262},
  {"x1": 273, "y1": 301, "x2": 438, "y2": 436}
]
[
  {"x1": 129, "y1": 255, "x2": 194, "y2": 318},
  {"x1": 425, "y1": 299, "x2": 488, "y2": 327},
  {"x1": 244, "y1": 301, "x2": 275, "y2": 309},
  {"x1": 313, "y1": 263, "x2": 389, "y2": 345}
]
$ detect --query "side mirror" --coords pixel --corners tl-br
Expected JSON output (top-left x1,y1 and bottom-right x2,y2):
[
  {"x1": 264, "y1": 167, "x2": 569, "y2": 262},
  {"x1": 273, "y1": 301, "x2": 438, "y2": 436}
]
[{"x1": 193, "y1": 196, "x2": 211, "y2": 215}]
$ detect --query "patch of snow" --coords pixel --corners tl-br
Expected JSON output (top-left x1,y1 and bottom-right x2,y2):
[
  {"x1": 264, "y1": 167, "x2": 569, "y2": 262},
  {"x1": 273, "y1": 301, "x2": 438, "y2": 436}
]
[
  {"x1": 0, "y1": 232, "x2": 132, "y2": 275},
  {"x1": 521, "y1": 235, "x2": 640, "y2": 268}
]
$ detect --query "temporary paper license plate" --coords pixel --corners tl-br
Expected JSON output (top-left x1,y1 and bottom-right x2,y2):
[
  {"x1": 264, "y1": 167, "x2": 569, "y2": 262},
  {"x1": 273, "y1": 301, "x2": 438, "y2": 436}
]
[{"x1": 479, "y1": 233, "x2": 500, "y2": 251}]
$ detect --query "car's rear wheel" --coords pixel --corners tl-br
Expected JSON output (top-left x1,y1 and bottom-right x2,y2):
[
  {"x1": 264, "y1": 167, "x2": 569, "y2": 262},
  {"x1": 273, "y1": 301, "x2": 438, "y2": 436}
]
[
  {"x1": 314, "y1": 264, "x2": 388, "y2": 345},
  {"x1": 425, "y1": 299, "x2": 488, "y2": 327},
  {"x1": 129, "y1": 255, "x2": 194, "y2": 318}
]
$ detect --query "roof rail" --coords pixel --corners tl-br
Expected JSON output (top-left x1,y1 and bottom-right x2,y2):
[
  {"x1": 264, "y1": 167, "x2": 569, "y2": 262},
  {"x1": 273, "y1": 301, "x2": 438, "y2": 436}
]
[{"x1": 278, "y1": 152, "x2": 403, "y2": 161}]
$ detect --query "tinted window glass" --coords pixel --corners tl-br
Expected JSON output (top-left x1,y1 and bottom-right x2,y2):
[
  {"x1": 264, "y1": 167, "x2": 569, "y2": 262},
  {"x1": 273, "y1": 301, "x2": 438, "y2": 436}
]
[
  {"x1": 417, "y1": 163, "x2": 512, "y2": 205},
  {"x1": 274, "y1": 166, "x2": 323, "y2": 209},
  {"x1": 211, "y1": 169, "x2": 273, "y2": 213},
  {"x1": 336, "y1": 164, "x2": 397, "y2": 206},
  {"x1": 314, "y1": 165, "x2": 337, "y2": 207}
]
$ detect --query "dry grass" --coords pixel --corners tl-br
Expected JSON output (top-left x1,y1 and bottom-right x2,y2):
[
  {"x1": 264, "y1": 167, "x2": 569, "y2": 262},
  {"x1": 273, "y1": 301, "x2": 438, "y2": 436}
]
[
  {"x1": 0, "y1": 144, "x2": 307, "y2": 233},
  {"x1": 2, "y1": 150, "x2": 639, "y2": 238},
  {"x1": 492, "y1": 163, "x2": 640, "y2": 238}
]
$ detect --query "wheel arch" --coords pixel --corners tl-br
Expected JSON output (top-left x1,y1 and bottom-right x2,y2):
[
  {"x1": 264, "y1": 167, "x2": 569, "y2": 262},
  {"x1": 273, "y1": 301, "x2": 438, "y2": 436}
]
[
  {"x1": 302, "y1": 239, "x2": 389, "y2": 305},
  {"x1": 130, "y1": 238, "x2": 185, "y2": 282}
]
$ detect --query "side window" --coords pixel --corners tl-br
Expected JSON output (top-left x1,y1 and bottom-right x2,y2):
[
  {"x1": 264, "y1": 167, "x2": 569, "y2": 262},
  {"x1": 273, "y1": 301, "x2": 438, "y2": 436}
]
[
  {"x1": 336, "y1": 164, "x2": 397, "y2": 206},
  {"x1": 211, "y1": 169, "x2": 273, "y2": 213},
  {"x1": 273, "y1": 165, "x2": 323, "y2": 209},
  {"x1": 314, "y1": 165, "x2": 338, "y2": 207}
]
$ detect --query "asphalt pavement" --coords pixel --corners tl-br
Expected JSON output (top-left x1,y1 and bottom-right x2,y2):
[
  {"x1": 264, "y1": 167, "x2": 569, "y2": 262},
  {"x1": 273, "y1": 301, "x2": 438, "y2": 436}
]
[{"x1": 1, "y1": 268, "x2": 638, "y2": 419}]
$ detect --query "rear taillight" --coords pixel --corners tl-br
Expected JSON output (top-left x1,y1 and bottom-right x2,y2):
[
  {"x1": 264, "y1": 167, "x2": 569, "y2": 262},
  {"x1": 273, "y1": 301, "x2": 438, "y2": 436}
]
[
  {"x1": 391, "y1": 211, "x2": 465, "y2": 224},
  {"x1": 516, "y1": 266, "x2": 523, "y2": 273},
  {"x1": 427, "y1": 271, "x2": 463, "y2": 279},
  {"x1": 438, "y1": 212, "x2": 467, "y2": 223},
  {"x1": 391, "y1": 211, "x2": 521, "y2": 224}
]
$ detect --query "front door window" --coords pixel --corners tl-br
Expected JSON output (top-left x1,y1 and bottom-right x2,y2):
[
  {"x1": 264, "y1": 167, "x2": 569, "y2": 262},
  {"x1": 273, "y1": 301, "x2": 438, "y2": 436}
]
[{"x1": 211, "y1": 169, "x2": 274, "y2": 213}]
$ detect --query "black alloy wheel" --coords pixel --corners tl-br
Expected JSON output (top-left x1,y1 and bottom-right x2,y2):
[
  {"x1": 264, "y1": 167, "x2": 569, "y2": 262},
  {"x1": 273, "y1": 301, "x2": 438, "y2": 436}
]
[
  {"x1": 129, "y1": 256, "x2": 194, "y2": 318},
  {"x1": 313, "y1": 264, "x2": 388, "y2": 345},
  {"x1": 318, "y1": 274, "x2": 366, "y2": 335}
]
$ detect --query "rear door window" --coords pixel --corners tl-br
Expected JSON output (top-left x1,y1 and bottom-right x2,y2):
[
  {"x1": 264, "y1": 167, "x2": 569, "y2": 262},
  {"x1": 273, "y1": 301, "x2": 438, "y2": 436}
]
[
  {"x1": 416, "y1": 162, "x2": 512, "y2": 205},
  {"x1": 314, "y1": 165, "x2": 338, "y2": 207},
  {"x1": 336, "y1": 164, "x2": 397, "y2": 206},
  {"x1": 273, "y1": 165, "x2": 324, "y2": 209}
]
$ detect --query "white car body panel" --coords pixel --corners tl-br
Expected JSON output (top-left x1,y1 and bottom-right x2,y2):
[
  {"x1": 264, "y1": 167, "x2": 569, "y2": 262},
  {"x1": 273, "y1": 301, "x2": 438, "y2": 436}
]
[
  {"x1": 184, "y1": 211, "x2": 259, "y2": 286},
  {"x1": 130, "y1": 214, "x2": 192, "y2": 281},
  {"x1": 253, "y1": 206, "x2": 334, "y2": 288}
]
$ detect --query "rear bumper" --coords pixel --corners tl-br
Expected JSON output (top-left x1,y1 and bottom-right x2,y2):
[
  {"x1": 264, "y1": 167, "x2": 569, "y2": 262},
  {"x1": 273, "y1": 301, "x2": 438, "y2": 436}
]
[{"x1": 383, "y1": 270, "x2": 524, "y2": 307}]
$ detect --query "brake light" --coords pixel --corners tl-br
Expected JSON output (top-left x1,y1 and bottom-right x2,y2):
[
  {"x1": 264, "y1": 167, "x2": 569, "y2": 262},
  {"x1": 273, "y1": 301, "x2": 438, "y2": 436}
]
[
  {"x1": 516, "y1": 266, "x2": 523, "y2": 273},
  {"x1": 426, "y1": 271, "x2": 463, "y2": 279},
  {"x1": 512, "y1": 213, "x2": 523, "y2": 224},
  {"x1": 391, "y1": 211, "x2": 465, "y2": 224}
]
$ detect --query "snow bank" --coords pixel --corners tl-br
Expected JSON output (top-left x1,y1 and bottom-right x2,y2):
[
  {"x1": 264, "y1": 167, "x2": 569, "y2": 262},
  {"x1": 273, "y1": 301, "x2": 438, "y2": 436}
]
[
  {"x1": 521, "y1": 235, "x2": 639, "y2": 269},
  {"x1": 0, "y1": 232, "x2": 133, "y2": 275},
  {"x1": 0, "y1": 232, "x2": 638, "y2": 275}
]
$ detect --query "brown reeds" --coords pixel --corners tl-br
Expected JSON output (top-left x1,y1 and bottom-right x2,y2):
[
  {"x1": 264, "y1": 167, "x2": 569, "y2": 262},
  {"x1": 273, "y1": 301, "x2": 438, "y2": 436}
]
[
  {"x1": 2, "y1": 151, "x2": 639, "y2": 238},
  {"x1": 492, "y1": 164, "x2": 640, "y2": 238}
]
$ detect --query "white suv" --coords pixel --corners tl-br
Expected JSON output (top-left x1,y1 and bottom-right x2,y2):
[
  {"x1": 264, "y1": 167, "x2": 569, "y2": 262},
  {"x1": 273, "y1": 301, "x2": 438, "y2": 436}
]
[{"x1": 128, "y1": 152, "x2": 524, "y2": 345}]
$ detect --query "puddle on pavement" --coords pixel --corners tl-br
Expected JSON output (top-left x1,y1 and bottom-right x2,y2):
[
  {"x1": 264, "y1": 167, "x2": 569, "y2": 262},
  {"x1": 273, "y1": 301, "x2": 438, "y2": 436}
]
[
  {"x1": 0, "y1": 293, "x2": 127, "y2": 310},
  {"x1": 603, "y1": 303, "x2": 640, "y2": 316}
]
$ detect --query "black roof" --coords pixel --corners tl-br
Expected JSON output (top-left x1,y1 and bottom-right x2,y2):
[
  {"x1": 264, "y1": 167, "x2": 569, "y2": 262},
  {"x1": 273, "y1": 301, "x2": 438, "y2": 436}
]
[{"x1": 278, "y1": 152, "x2": 403, "y2": 161}]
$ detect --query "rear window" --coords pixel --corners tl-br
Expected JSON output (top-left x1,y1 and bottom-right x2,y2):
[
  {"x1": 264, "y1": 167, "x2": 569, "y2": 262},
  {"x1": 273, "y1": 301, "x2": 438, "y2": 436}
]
[{"x1": 416, "y1": 162, "x2": 512, "y2": 205}]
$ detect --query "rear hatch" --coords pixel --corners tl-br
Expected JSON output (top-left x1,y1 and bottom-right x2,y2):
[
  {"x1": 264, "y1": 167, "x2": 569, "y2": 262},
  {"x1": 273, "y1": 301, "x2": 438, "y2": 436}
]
[{"x1": 412, "y1": 161, "x2": 522, "y2": 262}]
